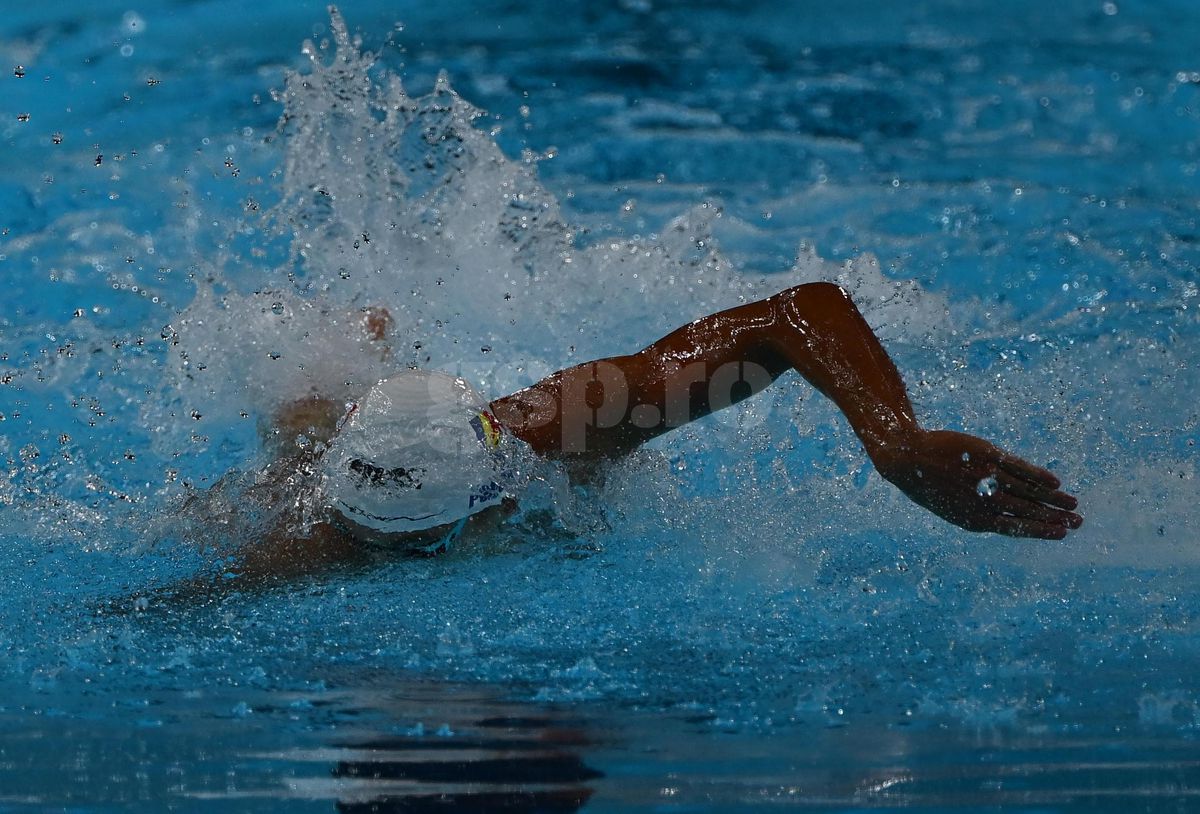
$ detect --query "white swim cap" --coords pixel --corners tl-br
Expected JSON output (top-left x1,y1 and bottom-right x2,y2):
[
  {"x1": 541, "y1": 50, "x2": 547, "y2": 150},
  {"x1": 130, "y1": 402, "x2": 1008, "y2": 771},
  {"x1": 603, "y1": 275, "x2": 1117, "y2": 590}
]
[{"x1": 321, "y1": 370, "x2": 509, "y2": 535}]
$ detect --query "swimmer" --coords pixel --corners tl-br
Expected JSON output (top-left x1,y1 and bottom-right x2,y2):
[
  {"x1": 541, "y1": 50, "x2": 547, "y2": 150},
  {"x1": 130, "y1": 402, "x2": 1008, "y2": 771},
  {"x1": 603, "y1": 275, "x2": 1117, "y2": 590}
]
[{"x1": 228, "y1": 281, "x2": 1080, "y2": 586}]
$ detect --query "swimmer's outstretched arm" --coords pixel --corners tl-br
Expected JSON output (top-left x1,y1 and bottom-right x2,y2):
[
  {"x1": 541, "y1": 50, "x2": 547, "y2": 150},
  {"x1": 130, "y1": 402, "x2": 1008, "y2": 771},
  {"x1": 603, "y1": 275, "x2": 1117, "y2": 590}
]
[{"x1": 490, "y1": 282, "x2": 1082, "y2": 539}]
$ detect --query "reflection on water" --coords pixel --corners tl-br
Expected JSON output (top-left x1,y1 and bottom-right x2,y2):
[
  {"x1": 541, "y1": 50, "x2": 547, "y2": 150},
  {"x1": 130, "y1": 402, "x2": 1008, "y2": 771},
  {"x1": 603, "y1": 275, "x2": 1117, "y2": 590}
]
[
  {"x1": 192, "y1": 677, "x2": 604, "y2": 812},
  {"x1": 2, "y1": 671, "x2": 1199, "y2": 811},
  {"x1": 0, "y1": 674, "x2": 606, "y2": 812},
  {"x1": 307, "y1": 683, "x2": 600, "y2": 813}
]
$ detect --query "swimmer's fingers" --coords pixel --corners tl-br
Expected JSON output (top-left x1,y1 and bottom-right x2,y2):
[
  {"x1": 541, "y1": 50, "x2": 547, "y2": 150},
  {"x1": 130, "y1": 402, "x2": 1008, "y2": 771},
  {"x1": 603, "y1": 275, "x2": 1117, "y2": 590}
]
[
  {"x1": 996, "y1": 472, "x2": 1079, "y2": 512},
  {"x1": 997, "y1": 454, "x2": 1061, "y2": 490},
  {"x1": 989, "y1": 513, "x2": 1072, "y2": 540},
  {"x1": 990, "y1": 492, "x2": 1083, "y2": 531}
]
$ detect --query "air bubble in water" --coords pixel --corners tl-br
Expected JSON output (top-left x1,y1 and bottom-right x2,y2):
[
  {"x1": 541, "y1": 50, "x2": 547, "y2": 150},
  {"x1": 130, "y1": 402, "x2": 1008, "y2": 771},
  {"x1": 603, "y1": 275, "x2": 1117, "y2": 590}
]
[{"x1": 976, "y1": 475, "x2": 998, "y2": 497}]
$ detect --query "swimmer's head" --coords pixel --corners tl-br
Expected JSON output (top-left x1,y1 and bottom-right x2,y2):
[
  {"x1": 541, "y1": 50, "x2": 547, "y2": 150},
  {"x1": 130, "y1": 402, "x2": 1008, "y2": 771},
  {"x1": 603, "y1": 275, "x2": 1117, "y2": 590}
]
[{"x1": 320, "y1": 370, "x2": 509, "y2": 538}]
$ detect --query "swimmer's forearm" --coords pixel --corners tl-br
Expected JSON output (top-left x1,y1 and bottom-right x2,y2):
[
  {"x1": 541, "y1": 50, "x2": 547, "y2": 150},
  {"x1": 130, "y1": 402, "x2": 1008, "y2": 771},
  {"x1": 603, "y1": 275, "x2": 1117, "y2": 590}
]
[{"x1": 759, "y1": 282, "x2": 919, "y2": 459}]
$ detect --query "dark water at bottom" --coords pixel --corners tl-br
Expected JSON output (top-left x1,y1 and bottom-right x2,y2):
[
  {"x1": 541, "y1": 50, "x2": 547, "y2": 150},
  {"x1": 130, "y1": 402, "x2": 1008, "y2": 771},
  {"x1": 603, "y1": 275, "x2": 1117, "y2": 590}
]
[{"x1": 3, "y1": 675, "x2": 1196, "y2": 813}]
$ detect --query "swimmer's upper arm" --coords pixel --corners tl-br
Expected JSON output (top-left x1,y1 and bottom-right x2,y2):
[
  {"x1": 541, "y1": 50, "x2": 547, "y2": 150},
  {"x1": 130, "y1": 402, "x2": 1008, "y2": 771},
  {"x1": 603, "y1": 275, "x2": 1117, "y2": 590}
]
[
  {"x1": 489, "y1": 353, "x2": 652, "y2": 459},
  {"x1": 269, "y1": 396, "x2": 344, "y2": 454},
  {"x1": 489, "y1": 297, "x2": 787, "y2": 459}
]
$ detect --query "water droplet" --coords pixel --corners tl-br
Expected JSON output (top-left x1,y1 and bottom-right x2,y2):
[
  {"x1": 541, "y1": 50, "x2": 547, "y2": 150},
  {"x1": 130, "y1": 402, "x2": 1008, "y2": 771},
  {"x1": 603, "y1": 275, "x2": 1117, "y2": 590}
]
[
  {"x1": 961, "y1": 452, "x2": 970, "y2": 462},
  {"x1": 976, "y1": 475, "x2": 998, "y2": 497},
  {"x1": 271, "y1": 301, "x2": 285, "y2": 315},
  {"x1": 122, "y1": 10, "x2": 146, "y2": 34},
  {"x1": 13, "y1": 66, "x2": 25, "y2": 78}
]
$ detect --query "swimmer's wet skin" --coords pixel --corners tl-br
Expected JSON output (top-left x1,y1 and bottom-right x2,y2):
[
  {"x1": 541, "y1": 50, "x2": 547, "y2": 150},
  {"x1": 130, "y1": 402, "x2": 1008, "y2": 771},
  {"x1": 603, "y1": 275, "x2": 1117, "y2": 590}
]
[
  {"x1": 490, "y1": 282, "x2": 1081, "y2": 539},
  {"x1": 177, "y1": 282, "x2": 1082, "y2": 595}
]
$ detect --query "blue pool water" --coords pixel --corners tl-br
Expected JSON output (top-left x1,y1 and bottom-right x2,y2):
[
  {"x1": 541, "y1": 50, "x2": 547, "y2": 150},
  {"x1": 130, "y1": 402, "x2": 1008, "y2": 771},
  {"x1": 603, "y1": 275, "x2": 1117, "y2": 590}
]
[{"x1": 2, "y1": 0, "x2": 1199, "y2": 809}]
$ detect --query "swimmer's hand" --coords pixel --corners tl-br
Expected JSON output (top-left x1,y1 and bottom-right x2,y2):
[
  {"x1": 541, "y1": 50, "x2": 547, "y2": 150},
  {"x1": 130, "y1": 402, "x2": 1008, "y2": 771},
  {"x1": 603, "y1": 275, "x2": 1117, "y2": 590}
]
[{"x1": 871, "y1": 429, "x2": 1082, "y2": 539}]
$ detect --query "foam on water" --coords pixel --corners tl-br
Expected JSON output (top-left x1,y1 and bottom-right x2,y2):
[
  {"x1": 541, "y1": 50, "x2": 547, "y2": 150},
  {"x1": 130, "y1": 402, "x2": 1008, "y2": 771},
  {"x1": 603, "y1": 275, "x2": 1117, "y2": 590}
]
[{"x1": 1, "y1": 4, "x2": 1198, "y2": 739}]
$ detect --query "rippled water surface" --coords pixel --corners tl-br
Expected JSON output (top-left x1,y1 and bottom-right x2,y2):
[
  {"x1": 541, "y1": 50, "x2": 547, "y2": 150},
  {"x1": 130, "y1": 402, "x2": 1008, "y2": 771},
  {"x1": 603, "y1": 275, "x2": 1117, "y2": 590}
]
[{"x1": 1, "y1": 0, "x2": 1198, "y2": 810}]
